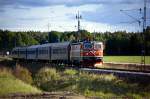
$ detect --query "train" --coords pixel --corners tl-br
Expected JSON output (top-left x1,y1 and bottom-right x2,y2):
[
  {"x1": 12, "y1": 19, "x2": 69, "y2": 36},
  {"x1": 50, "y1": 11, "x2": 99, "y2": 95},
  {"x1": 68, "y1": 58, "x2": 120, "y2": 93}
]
[{"x1": 11, "y1": 41, "x2": 103, "y2": 67}]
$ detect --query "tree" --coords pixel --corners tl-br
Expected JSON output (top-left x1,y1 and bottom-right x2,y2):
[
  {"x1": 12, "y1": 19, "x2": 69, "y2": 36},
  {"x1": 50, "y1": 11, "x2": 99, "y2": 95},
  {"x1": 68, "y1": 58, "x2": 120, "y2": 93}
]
[
  {"x1": 0, "y1": 29, "x2": 149, "y2": 55},
  {"x1": 145, "y1": 26, "x2": 150, "y2": 55},
  {"x1": 80, "y1": 30, "x2": 91, "y2": 41},
  {"x1": 48, "y1": 31, "x2": 61, "y2": 43},
  {"x1": 129, "y1": 33, "x2": 143, "y2": 55}
]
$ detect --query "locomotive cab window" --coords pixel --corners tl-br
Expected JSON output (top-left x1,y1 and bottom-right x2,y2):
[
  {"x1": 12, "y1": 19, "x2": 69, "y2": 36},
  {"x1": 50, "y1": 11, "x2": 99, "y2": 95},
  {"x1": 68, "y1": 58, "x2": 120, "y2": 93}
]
[
  {"x1": 94, "y1": 44, "x2": 101, "y2": 49},
  {"x1": 83, "y1": 43, "x2": 93, "y2": 49}
]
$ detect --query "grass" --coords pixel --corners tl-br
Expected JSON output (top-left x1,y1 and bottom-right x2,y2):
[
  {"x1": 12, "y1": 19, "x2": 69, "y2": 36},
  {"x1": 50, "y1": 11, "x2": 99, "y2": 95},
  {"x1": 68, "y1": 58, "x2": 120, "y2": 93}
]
[
  {"x1": 63, "y1": 69, "x2": 78, "y2": 76},
  {"x1": 104, "y1": 56, "x2": 150, "y2": 64},
  {"x1": 0, "y1": 56, "x2": 150, "y2": 98},
  {"x1": 34, "y1": 68, "x2": 150, "y2": 99},
  {"x1": 0, "y1": 68, "x2": 41, "y2": 96}
]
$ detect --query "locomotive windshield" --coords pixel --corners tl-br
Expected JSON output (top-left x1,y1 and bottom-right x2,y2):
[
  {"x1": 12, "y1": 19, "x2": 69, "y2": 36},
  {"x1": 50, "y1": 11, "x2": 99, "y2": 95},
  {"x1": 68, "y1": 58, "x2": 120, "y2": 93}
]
[{"x1": 83, "y1": 43, "x2": 93, "y2": 49}]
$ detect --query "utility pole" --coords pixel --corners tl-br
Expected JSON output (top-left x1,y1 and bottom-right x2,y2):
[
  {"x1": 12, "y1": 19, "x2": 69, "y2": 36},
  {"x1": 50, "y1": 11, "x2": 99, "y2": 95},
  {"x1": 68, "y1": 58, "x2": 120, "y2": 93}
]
[
  {"x1": 76, "y1": 11, "x2": 82, "y2": 41},
  {"x1": 141, "y1": 0, "x2": 147, "y2": 67},
  {"x1": 48, "y1": 23, "x2": 50, "y2": 32},
  {"x1": 93, "y1": 30, "x2": 96, "y2": 41},
  {"x1": 15, "y1": 37, "x2": 16, "y2": 47},
  {"x1": 47, "y1": 23, "x2": 51, "y2": 43},
  {"x1": 120, "y1": 0, "x2": 147, "y2": 69},
  {"x1": 143, "y1": 0, "x2": 147, "y2": 31}
]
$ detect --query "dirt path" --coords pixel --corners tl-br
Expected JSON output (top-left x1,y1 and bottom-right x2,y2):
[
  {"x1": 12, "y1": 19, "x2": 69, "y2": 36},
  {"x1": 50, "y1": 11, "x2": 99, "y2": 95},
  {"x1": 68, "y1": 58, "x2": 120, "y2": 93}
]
[{"x1": 0, "y1": 92, "x2": 87, "y2": 99}]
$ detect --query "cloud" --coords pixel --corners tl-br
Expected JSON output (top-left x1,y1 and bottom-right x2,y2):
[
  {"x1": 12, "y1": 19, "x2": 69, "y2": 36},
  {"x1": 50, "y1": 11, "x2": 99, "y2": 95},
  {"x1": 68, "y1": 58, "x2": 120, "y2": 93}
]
[
  {"x1": 18, "y1": 17, "x2": 49, "y2": 21},
  {"x1": 13, "y1": 5, "x2": 30, "y2": 10},
  {"x1": 0, "y1": 0, "x2": 146, "y2": 8},
  {"x1": 0, "y1": 9, "x2": 5, "y2": 12},
  {"x1": 82, "y1": 3, "x2": 143, "y2": 25},
  {"x1": 0, "y1": 0, "x2": 148, "y2": 14},
  {"x1": 0, "y1": 0, "x2": 149, "y2": 32},
  {"x1": 81, "y1": 20, "x2": 141, "y2": 32}
]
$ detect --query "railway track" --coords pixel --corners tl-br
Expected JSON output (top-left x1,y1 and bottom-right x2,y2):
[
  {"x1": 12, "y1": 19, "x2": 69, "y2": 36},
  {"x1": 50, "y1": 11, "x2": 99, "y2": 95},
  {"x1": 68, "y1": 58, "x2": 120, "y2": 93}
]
[
  {"x1": 79, "y1": 68, "x2": 150, "y2": 81},
  {"x1": 104, "y1": 62, "x2": 150, "y2": 66},
  {"x1": 103, "y1": 62, "x2": 150, "y2": 72},
  {"x1": 16, "y1": 60, "x2": 150, "y2": 74}
]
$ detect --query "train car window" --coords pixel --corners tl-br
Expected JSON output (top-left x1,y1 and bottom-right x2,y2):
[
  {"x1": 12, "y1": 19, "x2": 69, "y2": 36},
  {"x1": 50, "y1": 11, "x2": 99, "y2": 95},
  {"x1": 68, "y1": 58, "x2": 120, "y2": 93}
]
[
  {"x1": 53, "y1": 48, "x2": 58, "y2": 54},
  {"x1": 53, "y1": 48, "x2": 67, "y2": 54},
  {"x1": 14, "y1": 51, "x2": 18, "y2": 54},
  {"x1": 12, "y1": 51, "x2": 15, "y2": 55},
  {"x1": 60, "y1": 48, "x2": 66, "y2": 54},
  {"x1": 20, "y1": 50, "x2": 26, "y2": 54},
  {"x1": 39, "y1": 50, "x2": 42, "y2": 54},
  {"x1": 39, "y1": 49, "x2": 48, "y2": 54},
  {"x1": 27, "y1": 50, "x2": 36, "y2": 54}
]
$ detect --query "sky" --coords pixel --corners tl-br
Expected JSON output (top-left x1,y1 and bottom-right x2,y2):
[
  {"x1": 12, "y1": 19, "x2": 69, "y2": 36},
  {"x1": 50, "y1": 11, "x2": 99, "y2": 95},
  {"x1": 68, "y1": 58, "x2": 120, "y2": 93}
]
[{"x1": 0, "y1": 0, "x2": 150, "y2": 32}]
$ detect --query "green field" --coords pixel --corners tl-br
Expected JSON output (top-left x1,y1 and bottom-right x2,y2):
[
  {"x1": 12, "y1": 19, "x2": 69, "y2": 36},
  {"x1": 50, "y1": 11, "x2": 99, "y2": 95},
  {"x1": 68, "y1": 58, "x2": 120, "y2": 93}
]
[
  {"x1": 0, "y1": 68, "x2": 41, "y2": 96},
  {"x1": 104, "y1": 56, "x2": 150, "y2": 64}
]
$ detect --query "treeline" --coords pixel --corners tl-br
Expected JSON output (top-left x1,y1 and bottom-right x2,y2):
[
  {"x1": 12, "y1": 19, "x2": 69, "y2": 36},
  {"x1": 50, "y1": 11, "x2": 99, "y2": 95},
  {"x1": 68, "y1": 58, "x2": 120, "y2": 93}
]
[
  {"x1": 0, "y1": 26, "x2": 150, "y2": 55},
  {"x1": 0, "y1": 30, "x2": 48, "y2": 50}
]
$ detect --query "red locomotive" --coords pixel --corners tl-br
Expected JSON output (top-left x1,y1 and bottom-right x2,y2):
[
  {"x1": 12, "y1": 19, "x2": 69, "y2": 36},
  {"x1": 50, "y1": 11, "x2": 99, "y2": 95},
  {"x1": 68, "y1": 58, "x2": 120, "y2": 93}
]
[{"x1": 71, "y1": 41, "x2": 103, "y2": 67}]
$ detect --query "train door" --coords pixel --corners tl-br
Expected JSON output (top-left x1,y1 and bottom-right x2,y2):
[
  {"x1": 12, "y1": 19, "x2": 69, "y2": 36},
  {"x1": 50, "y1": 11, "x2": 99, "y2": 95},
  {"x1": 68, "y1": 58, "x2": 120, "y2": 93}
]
[
  {"x1": 49, "y1": 46, "x2": 51, "y2": 61},
  {"x1": 70, "y1": 43, "x2": 82, "y2": 65}
]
